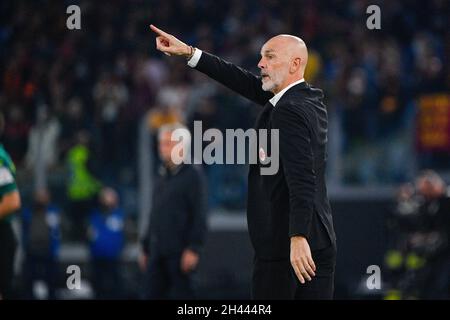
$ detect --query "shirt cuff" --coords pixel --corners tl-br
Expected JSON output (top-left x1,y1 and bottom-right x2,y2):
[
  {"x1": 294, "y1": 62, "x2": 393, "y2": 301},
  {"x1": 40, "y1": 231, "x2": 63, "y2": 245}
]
[{"x1": 187, "y1": 48, "x2": 202, "y2": 68}]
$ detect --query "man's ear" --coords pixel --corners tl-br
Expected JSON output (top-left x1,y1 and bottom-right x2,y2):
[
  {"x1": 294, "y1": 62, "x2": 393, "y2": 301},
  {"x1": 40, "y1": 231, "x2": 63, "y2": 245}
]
[{"x1": 290, "y1": 58, "x2": 301, "y2": 74}]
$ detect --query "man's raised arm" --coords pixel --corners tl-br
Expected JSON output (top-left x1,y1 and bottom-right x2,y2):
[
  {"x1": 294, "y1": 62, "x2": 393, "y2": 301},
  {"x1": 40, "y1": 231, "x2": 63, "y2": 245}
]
[{"x1": 150, "y1": 24, "x2": 272, "y2": 106}]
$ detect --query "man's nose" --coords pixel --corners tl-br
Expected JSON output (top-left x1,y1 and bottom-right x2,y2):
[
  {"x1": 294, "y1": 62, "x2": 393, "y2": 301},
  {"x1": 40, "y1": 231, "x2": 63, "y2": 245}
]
[{"x1": 258, "y1": 58, "x2": 265, "y2": 70}]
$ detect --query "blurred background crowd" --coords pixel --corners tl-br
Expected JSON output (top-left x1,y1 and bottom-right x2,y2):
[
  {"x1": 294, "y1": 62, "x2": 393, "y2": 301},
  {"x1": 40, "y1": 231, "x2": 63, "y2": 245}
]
[{"x1": 0, "y1": 0, "x2": 449, "y2": 299}]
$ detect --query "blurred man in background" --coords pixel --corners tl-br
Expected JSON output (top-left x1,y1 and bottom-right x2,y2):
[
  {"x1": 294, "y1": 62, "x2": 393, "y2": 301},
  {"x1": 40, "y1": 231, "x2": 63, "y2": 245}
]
[
  {"x1": 384, "y1": 170, "x2": 450, "y2": 299},
  {"x1": 414, "y1": 171, "x2": 450, "y2": 299},
  {"x1": 139, "y1": 123, "x2": 207, "y2": 299},
  {"x1": 88, "y1": 187, "x2": 125, "y2": 299},
  {"x1": 0, "y1": 112, "x2": 22, "y2": 299},
  {"x1": 21, "y1": 188, "x2": 61, "y2": 300}
]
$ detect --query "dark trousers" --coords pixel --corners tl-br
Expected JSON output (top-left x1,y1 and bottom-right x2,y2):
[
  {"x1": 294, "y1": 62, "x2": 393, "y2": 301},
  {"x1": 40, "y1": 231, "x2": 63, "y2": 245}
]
[
  {"x1": 23, "y1": 254, "x2": 58, "y2": 299},
  {"x1": 68, "y1": 198, "x2": 95, "y2": 242},
  {"x1": 0, "y1": 221, "x2": 17, "y2": 299},
  {"x1": 252, "y1": 244, "x2": 336, "y2": 300},
  {"x1": 145, "y1": 252, "x2": 195, "y2": 300},
  {"x1": 422, "y1": 254, "x2": 450, "y2": 299}
]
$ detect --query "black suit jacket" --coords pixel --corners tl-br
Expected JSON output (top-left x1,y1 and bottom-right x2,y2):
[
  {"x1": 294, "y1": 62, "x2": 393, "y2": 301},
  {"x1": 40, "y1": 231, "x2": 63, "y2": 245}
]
[
  {"x1": 194, "y1": 51, "x2": 336, "y2": 259},
  {"x1": 142, "y1": 164, "x2": 208, "y2": 256}
]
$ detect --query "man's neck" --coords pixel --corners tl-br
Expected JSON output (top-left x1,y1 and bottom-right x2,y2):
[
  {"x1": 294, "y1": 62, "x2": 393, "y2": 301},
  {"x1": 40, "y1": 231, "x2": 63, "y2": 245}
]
[
  {"x1": 269, "y1": 78, "x2": 305, "y2": 107},
  {"x1": 273, "y1": 77, "x2": 304, "y2": 95}
]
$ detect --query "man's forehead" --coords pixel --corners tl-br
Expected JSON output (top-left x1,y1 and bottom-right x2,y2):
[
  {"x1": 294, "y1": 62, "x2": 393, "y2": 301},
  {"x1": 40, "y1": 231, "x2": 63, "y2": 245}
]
[
  {"x1": 260, "y1": 35, "x2": 307, "y2": 55},
  {"x1": 260, "y1": 43, "x2": 278, "y2": 54},
  {"x1": 261, "y1": 37, "x2": 288, "y2": 54}
]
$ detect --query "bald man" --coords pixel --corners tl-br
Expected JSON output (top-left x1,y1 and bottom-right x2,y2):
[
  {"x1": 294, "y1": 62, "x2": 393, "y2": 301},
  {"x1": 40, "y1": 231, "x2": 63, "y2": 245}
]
[{"x1": 150, "y1": 25, "x2": 337, "y2": 300}]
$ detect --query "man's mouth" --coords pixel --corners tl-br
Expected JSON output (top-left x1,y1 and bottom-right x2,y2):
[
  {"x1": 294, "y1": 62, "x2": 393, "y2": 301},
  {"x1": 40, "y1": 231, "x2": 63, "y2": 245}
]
[{"x1": 261, "y1": 74, "x2": 269, "y2": 80}]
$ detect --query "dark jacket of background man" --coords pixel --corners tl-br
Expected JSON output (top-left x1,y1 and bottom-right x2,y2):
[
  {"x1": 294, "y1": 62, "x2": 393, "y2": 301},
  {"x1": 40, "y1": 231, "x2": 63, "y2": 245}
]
[{"x1": 142, "y1": 164, "x2": 207, "y2": 257}]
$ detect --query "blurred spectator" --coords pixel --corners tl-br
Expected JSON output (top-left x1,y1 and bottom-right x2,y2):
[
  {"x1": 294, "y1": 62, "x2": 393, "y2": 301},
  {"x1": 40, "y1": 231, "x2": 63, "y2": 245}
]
[
  {"x1": 59, "y1": 97, "x2": 90, "y2": 159},
  {"x1": 93, "y1": 71, "x2": 129, "y2": 175},
  {"x1": 139, "y1": 123, "x2": 207, "y2": 299},
  {"x1": 25, "y1": 105, "x2": 61, "y2": 171},
  {"x1": 65, "y1": 130, "x2": 102, "y2": 241},
  {"x1": 2, "y1": 105, "x2": 30, "y2": 167},
  {"x1": 21, "y1": 188, "x2": 61, "y2": 300},
  {"x1": 88, "y1": 187, "x2": 124, "y2": 300},
  {"x1": 414, "y1": 171, "x2": 450, "y2": 299},
  {"x1": 384, "y1": 170, "x2": 450, "y2": 299}
]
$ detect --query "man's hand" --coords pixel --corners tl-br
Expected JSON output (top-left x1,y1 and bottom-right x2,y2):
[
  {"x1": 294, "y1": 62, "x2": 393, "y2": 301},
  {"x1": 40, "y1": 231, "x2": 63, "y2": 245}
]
[
  {"x1": 290, "y1": 236, "x2": 316, "y2": 284},
  {"x1": 180, "y1": 248, "x2": 199, "y2": 274},
  {"x1": 138, "y1": 252, "x2": 148, "y2": 273},
  {"x1": 150, "y1": 24, "x2": 191, "y2": 57}
]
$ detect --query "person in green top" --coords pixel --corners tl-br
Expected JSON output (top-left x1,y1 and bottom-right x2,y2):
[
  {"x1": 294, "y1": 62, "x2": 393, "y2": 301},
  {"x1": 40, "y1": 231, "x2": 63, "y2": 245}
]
[
  {"x1": 0, "y1": 112, "x2": 22, "y2": 300},
  {"x1": 66, "y1": 130, "x2": 102, "y2": 241}
]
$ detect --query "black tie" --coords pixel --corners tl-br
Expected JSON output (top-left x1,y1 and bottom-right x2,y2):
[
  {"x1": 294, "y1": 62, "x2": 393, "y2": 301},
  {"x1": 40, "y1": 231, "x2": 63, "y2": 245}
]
[
  {"x1": 254, "y1": 101, "x2": 274, "y2": 130},
  {"x1": 251, "y1": 101, "x2": 274, "y2": 168}
]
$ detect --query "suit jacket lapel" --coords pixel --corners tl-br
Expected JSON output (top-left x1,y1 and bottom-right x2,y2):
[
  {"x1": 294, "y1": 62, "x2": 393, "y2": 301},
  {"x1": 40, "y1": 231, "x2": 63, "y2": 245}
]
[{"x1": 254, "y1": 101, "x2": 274, "y2": 130}]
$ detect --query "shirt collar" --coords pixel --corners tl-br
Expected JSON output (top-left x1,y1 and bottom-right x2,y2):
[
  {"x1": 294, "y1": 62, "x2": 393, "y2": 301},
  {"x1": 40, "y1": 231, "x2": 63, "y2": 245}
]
[
  {"x1": 269, "y1": 79, "x2": 305, "y2": 107},
  {"x1": 159, "y1": 163, "x2": 184, "y2": 177}
]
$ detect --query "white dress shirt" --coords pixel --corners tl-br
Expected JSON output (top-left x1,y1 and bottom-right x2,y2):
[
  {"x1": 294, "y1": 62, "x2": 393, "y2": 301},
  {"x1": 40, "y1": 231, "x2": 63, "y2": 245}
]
[
  {"x1": 187, "y1": 48, "x2": 203, "y2": 68},
  {"x1": 268, "y1": 79, "x2": 305, "y2": 107}
]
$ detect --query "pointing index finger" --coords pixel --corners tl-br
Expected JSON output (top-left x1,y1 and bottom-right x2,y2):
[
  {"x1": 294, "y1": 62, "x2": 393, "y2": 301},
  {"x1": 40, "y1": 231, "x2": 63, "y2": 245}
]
[{"x1": 150, "y1": 24, "x2": 170, "y2": 37}]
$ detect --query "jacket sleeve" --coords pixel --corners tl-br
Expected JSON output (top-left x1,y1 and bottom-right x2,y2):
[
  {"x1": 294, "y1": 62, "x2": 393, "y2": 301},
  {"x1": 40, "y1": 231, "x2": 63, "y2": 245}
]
[
  {"x1": 194, "y1": 51, "x2": 273, "y2": 106},
  {"x1": 186, "y1": 166, "x2": 208, "y2": 254},
  {"x1": 271, "y1": 103, "x2": 316, "y2": 240}
]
